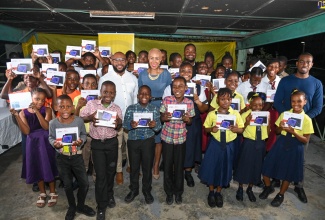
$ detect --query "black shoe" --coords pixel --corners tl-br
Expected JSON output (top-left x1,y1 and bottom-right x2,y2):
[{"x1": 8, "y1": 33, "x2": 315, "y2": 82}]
[
  {"x1": 271, "y1": 179, "x2": 281, "y2": 188},
  {"x1": 259, "y1": 186, "x2": 275, "y2": 200},
  {"x1": 215, "y1": 193, "x2": 223, "y2": 208},
  {"x1": 143, "y1": 191, "x2": 154, "y2": 204},
  {"x1": 65, "y1": 207, "x2": 76, "y2": 220},
  {"x1": 166, "y1": 195, "x2": 173, "y2": 205},
  {"x1": 271, "y1": 193, "x2": 284, "y2": 207},
  {"x1": 256, "y1": 180, "x2": 265, "y2": 188},
  {"x1": 124, "y1": 191, "x2": 139, "y2": 203},
  {"x1": 32, "y1": 183, "x2": 40, "y2": 192},
  {"x1": 108, "y1": 197, "x2": 116, "y2": 208},
  {"x1": 175, "y1": 195, "x2": 182, "y2": 204},
  {"x1": 294, "y1": 187, "x2": 308, "y2": 203},
  {"x1": 76, "y1": 205, "x2": 96, "y2": 217},
  {"x1": 184, "y1": 173, "x2": 195, "y2": 187},
  {"x1": 246, "y1": 188, "x2": 256, "y2": 202},
  {"x1": 96, "y1": 208, "x2": 106, "y2": 220},
  {"x1": 122, "y1": 159, "x2": 127, "y2": 167},
  {"x1": 208, "y1": 194, "x2": 216, "y2": 208},
  {"x1": 236, "y1": 187, "x2": 243, "y2": 201}
]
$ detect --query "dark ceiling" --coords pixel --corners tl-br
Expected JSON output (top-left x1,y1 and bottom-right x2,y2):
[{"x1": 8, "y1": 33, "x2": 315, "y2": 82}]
[{"x1": 0, "y1": 0, "x2": 323, "y2": 40}]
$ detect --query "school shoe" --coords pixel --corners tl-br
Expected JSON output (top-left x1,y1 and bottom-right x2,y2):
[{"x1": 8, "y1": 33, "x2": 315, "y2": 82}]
[
  {"x1": 294, "y1": 187, "x2": 308, "y2": 203},
  {"x1": 175, "y1": 195, "x2": 182, "y2": 204},
  {"x1": 108, "y1": 197, "x2": 116, "y2": 208},
  {"x1": 246, "y1": 188, "x2": 256, "y2": 202},
  {"x1": 215, "y1": 193, "x2": 223, "y2": 208},
  {"x1": 143, "y1": 191, "x2": 154, "y2": 204},
  {"x1": 184, "y1": 173, "x2": 195, "y2": 187},
  {"x1": 271, "y1": 193, "x2": 284, "y2": 207},
  {"x1": 96, "y1": 208, "x2": 106, "y2": 220},
  {"x1": 259, "y1": 186, "x2": 275, "y2": 200},
  {"x1": 76, "y1": 205, "x2": 96, "y2": 217},
  {"x1": 236, "y1": 187, "x2": 243, "y2": 201},
  {"x1": 124, "y1": 191, "x2": 139, "y2": 203},
  {"x1": 271, "y1": 179, "x2": 281, "y2": 188},
  {"x1": 166, "y1": 195, "x2": 173, "y2": 205},
  {"x1": 65, "y1": 207, "x2": 76, "y2": 220},
  {"x1": 256, "y1": 180, "x2": 265, "y2": 188},
  {"x1": 207, "y1": 194, "x2": 216, "y2": 208},
  {"x1": 32, "y1": 182, "x2": 40, "y2": 192}
]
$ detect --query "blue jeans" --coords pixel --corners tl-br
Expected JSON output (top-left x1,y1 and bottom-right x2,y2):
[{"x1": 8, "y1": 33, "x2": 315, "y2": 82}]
[{"x1": 56, "y1": 153, "x2": 89, "y2": 209}]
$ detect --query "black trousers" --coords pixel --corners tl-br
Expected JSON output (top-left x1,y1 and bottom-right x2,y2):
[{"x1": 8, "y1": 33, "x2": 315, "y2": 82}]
[
  {"x1": 162, "y1": 141, "x2": 186, "y2": 196},
  {"x1": 91, "y1": 137, "x2": 118, "y2": 209},
  {"x1": 127, "y1": 137, "x2": 155, "y2": 193},
  {"x1": 56, "y1": 154, "x2": 89, "y2": 209}
]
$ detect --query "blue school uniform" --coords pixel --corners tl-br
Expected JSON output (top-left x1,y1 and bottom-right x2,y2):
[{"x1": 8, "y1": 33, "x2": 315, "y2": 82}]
[{"x1": 262, "y1": 110, "x2": 314, "y2": 182}]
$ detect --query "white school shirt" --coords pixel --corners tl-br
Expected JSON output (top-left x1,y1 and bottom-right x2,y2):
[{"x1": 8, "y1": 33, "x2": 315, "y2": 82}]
[
  {"x1": 98, "y1": 70, "x2": 138, "y2": 117},
  {"x1": 261, "y1": 74, "x2": 281, "y2": 90},
  {"x1": 237, "y1": 81, "x2": 271, "y2": 104}
]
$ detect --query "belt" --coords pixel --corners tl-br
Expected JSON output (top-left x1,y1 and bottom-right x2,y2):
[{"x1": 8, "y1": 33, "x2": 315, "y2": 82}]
[
  {"x1": 151, "y1": 97, "x2": 162, "y2": 101},
  {"x1": 61, "y1": 150, "x2": 82, "y2": 156},
  {"x1": 92, "y1": 137, "x2": 116, "y2": 143}
]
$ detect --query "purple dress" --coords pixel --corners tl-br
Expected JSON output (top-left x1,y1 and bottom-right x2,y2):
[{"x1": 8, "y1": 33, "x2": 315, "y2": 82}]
[{"x1": 22, "y1": 106, "x2": 58, "y2": 184}]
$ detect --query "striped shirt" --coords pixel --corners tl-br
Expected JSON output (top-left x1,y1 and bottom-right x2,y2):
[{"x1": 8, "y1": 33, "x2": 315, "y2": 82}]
[
  {"x1": 160, "y1": 96, "x2": 195, "y2": 144},
  {"x1": 123, "y1": 103, "x2": 162, "y2": 140}
]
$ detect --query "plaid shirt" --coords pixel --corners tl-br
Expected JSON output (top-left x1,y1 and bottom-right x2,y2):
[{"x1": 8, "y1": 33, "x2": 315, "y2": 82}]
[
  {"x1": 160, "y1": 96, "x2": 195, "y2": 144},
  {"x1": 80, "y1": 100, "x2": 122, "y2": 140},
  {"x1": 123, "y1": 103, "x2": 162, "y2": 140}
]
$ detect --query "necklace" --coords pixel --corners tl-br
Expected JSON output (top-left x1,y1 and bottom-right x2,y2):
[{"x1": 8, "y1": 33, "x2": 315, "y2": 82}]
[{"x1": 148, "y1": 69, "x2": 160, "y2": 80}]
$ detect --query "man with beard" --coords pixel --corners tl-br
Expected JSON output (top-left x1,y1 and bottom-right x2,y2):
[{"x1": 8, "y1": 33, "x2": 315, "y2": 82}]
[
  {"x1": 184, "y1": 43, "x2": 197, "y2": 77},
  {"x1": 273, "y1": 52, "x2": 323, "y2": 204},
  {"x1": 98, "y1": 52, "x2": 138, "y2": 185}
]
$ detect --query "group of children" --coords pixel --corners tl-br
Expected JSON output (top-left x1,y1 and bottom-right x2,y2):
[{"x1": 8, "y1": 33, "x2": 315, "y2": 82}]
[{"x1": 2, "y1": 46, "x2": 317, "y2": 219}]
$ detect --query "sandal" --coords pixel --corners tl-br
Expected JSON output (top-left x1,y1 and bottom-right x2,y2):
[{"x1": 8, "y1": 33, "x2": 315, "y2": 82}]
[
  {"x1": 48, "y1": 193, "x2": 58, "y2": 207},
  {"x1": 36, "y1": 193, "x2": 47, "y2": 208}
]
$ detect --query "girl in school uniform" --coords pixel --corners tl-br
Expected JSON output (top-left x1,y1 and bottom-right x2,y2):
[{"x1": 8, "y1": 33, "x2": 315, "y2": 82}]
[
  {"x1": 233, "y1": 92, "x2": 270, "y2": 202},
  {"x1": 198, "y1": 88, "x2": 244, "y2": 208},
  {"x1": 259, "y1": 90, "x2": 314, "y2": 207}
]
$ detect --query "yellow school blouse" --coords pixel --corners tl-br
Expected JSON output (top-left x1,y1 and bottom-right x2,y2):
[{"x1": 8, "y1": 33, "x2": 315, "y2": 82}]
[
  {"x1": 241, "y1": 109, "x2": 268, "y2": 140},
  {"x1": 204, "y1": 107, "x2": 244, "y2": 142},
  {"x1": 210, "y1": 91, "x2": 245, "y2": 111},
  {"x1": 276, "y1": 109, "x2": 314, "y2": 137}
]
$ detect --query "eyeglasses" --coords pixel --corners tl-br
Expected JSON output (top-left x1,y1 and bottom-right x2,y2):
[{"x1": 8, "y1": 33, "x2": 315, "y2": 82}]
[{"x1": 112, "y1": 58, "x2": 126, "y2": 62}]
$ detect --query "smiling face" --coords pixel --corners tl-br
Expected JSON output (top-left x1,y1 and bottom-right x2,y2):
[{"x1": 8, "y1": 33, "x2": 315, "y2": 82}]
[
  {"x1": 84, "y1": 55, "x2": 95, "y2": 66},
  {"x1": 65, "y1": 71, "x2": 80, "y2": 91},
  {"x1": 217, "y1": 93, "x2": 232, "y2": 111},
  {"x1": 138, "y1": 52, "x2": 148, "y2": 63},
  {"x1": 205, "y1": 56, "x2": 214, "y2": 69},
  {"x1": 296, "y1": 55, "x2": 313, "y2": 75},
  {"x1": 197, "y1": 62, "x2": 208, "y2": 75},
  {"x1": 266, "y1": 62, "x2": 280, "y2": 78},
  {"x1": 127, "y1": 52, "x2": 136, "y2": 64},
  {"x1": 250, "y1": 97, "x2": 263, "y2": 111},
  {"x1": 148, "y1": 49, "x2": 162, "y2": 70},
  {"x1": 225, "y1": 73, "x2": 239, "y2": 92},
  {"x1": 215, "y1": 66, "x2": 226, "y2": 78},
  {"x1": 172, "y1": 78, "x2": 187, "y2": 99},
  {"x1": 57, "y1": 98, "x2": 74, "y2": 119},
  {"x1": 249, "y1": 74, "x2": 262, "y2": 87},
  {"x1": 291, "y1": 94, "x2": 306, "y2": 113},
  {"x1": 32, "y1": 91, "x2": 46, "y2": 110},
  {"x1": 222, "y1": 58, "x2": 233, "y2": 69},
  {"x1": 184, "y1": 45, "x2": 196, "y2": 63},
  {"x1": 24, "y1": 75, "x2": 39, "y2": 89},
  {"x1": 171, "y1": 55, "x2": 182, "y2": 68},
  {"x1": 100, "y1": 83, "x2": 116, "y2": 105},
  {"x1": 180, "y1": 64, "x2": 193, "y2": 82},
  {"x1": 137, "y1": 86, "x2": 151, "y2": 106},
  {"x1": 111, "y1": 52, "x2": 127, "y2": 74},
  {"x1": 82, "y1": 76, "x2": 97, "y2": 90}
]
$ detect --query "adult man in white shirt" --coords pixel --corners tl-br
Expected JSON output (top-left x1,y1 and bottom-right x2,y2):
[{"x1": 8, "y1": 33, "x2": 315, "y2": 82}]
[{"x1": 98, "y1": 52, "x2": 138, "y2": 185}]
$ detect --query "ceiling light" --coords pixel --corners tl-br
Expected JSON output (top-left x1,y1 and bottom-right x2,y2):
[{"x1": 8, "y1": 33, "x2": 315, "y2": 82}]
[{"x1": 89, "y1": 11, "x2": 155, "y2": 19}]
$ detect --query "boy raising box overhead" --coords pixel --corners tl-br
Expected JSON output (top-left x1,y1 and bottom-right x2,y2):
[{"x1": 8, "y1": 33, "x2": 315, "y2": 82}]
[
  {"x1": 80, "y1": 80, "x2": 122, "y2": 220},
  {"x1": 160, "y1": 76, "x2": 195, "y2": 205}
]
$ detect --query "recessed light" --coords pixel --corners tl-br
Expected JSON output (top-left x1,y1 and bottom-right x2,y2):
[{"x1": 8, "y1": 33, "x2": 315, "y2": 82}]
[
  {"x1": 214, "y1": 9, "x2": 222, "y2": 12},
  {"x1": 202, "y1": 6, "x2": 209, "y2": 10}
]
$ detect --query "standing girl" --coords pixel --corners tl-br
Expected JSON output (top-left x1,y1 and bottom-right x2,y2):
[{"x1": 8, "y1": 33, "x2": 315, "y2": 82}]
[
  {"x1": 199, "y1": 88, "x2": 244, "y2": 208},
  {"x1": 233, "y1": 92, "x2": 270, "y2": 202},
  {"x1": 260, "y1": 90, "x2": 314, "y2": 207},
  {"x1": 10, "y1": 88, "x2": 58, "y2": 208}
]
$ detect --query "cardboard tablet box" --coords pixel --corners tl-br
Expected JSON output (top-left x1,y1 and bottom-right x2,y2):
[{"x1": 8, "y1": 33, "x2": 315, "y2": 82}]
[
  {"x1": 266, "y1": 89, "x2": 276, "y2": 102},
  {"x1": 33, "y1": 44, "x2": 49, "y2": 57},
  {"x1": 195, "y1": 74, "x2": 211, "y2": 88},
  {"x1": 133, "y1": 63, "x2": 148, "y2": 76},
  {"x1": 79, "y1": 69, "x2": 97, "y2": 83},
  {"x1": 216, "y1": 114, "x2": 236, "y2": 130},
  {"x1": 65, "y1": 46, "x2": 82, "y2": 60},
  {"x1": 133, "y1": 112, "x2": 153, "y2": 127},
  {"x1": 167, "y1": 104, "x2": 188, "y2": 120},
  {"x1": 81, "y1": 90, "x2": 100, "y2": 101},
  {"x1": 56, "y1": 127, "x2": 79, "y2": 148},
  {"x1": 230, "y1": 98, "x2": 241, "y2": 111},
  {"x1": 9, "y1": 92, "x2": 32, "y2": 110},
  {"x1": 250, "y1": 111, "x2": 270, "y2": 126},
  {"x1": 168, "y1": 68, "x2": 180, "y2": 77},
  {"x1": 50, "y1": 53, "x2": 61, "y2": 64},
  {"x1": 185, "y1": 82, "x2": 196, "y2": 97},
  {"x1": 46, "y1": 70, "x2": 66, "y2": 86},
  {"x1": 41, "y1": 63, "x2": 59, "y2": 77},
  {"x1": 212, "y1": 78, "x2": 226, "y2": 91},
  {"x1": 82, "y1": 40, "x2": 96, "y2": 52},
  {"x1": 99, "y1": 46, "x2": 111, "y2": 58},
  {"x1": 96, "y1": 110, "x2": 117, "y2": 127},
  {"x1": 11, "y1": 58, "x2": 33, "y2": 75},
  {"x1": 283, "y1": 112, "x2": 304, "y2": 130}
]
